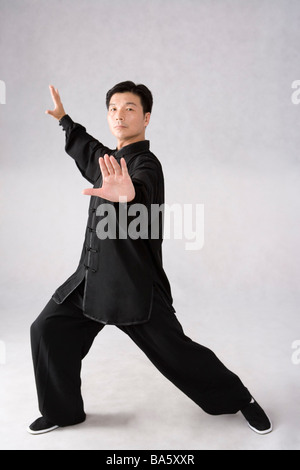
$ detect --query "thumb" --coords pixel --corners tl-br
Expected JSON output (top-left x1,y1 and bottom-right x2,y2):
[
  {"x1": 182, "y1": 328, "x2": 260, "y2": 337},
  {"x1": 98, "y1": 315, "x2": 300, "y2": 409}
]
[
  {"x1": 45, "y1": 109, "x2": 56, "y2": 117},
  {"x1": 82, "y1": 188, "x2": 100, "y2": 196}
]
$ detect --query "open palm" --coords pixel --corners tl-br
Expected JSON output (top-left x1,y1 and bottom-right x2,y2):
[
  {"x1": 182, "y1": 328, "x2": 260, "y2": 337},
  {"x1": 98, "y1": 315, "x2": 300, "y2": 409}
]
[
  {"x1": 45, "y1": 85, "x2": 66, "y2": 120},
  {"x1": 82, "y1": 154, "x2": 135, "y2": 203}
]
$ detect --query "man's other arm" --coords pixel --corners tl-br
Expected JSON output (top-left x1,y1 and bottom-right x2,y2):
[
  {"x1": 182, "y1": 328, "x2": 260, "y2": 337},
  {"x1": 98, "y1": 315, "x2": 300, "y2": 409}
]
[{"x1": 45, "y1": 85, "x2": 111, "y2": 184}]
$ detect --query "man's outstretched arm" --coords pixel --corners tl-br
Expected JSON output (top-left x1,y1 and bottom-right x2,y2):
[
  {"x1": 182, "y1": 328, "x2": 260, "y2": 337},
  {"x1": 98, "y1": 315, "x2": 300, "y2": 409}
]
[{"x1": 45, "y1": 85, "x2": 111, "y2": 184}]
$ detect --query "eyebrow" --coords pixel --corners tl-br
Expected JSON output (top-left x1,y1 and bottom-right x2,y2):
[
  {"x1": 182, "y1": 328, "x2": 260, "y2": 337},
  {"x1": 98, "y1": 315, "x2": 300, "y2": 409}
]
[{"x1": 109, "y1": 102, "x2": 138, "y2": 107}]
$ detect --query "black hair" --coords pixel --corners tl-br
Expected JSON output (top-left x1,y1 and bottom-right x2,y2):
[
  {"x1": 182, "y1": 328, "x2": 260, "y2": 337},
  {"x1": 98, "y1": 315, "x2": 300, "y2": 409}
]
[{"x1": 106, "y1": 81, "x2": 153, "y2": 114}]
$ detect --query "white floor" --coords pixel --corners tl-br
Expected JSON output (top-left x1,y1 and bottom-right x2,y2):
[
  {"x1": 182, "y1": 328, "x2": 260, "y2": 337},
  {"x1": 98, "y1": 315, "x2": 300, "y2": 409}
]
[{"x1": 1, "y1": 280, "x2": 299, "y2": 451}]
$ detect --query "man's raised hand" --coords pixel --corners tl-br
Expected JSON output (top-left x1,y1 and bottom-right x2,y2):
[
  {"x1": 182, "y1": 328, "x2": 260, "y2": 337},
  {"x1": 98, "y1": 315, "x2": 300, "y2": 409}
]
[
  {"x1": 82, "y1": 155, "x2": 135, "y2": 203},
  {"x1": 45, "y1": 85, "x2": 66, "y2": 120}
]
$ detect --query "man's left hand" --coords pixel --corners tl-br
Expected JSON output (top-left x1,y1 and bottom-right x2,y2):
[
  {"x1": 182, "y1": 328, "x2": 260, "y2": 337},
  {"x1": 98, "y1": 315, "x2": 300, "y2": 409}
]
[{"x1": 82, "y1": 154, "x2": 135, "y2": 202}]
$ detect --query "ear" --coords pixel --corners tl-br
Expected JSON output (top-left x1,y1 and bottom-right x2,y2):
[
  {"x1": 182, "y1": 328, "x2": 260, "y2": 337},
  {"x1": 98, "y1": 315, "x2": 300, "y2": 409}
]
[{"x1": 144, "y1": 112, "x2": 151, "y2": 127}]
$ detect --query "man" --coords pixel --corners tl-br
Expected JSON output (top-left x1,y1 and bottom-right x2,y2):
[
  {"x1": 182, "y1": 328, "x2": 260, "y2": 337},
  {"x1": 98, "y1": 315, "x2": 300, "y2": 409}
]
[{"x1": 28, "y1": 81, "x2": 272, "y2": 435}]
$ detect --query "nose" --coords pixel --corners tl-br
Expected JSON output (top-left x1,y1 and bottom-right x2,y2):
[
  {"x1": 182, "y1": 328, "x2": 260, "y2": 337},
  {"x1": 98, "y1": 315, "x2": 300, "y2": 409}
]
[{"x1": 116, "y1": 111, "x2": 124, "y2": 121}]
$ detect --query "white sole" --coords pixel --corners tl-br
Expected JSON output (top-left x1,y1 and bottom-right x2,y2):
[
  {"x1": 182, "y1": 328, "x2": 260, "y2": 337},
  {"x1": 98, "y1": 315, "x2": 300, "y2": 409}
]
[
  {"x1": 243, "y1": 397, "x2": 273, "y2": 434},
  {"x1": 27, "y1": 424, "x2": 59, "y2": 435},
  {"x1": 247, "y1": 419, "x2": 273, "y2": 435}
]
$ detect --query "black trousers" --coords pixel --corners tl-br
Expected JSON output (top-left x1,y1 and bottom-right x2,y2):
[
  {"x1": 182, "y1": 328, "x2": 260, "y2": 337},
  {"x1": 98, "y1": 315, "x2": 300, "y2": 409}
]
[{"x1": 30, "y1": 284, "x2": 251, "y2": 427}]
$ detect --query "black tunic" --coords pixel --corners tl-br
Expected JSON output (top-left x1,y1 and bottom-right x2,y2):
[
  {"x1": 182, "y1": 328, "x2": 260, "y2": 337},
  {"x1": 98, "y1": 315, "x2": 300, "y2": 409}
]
[{"x1": 52, "y1": 115, "x2": 174, "y2": 325}]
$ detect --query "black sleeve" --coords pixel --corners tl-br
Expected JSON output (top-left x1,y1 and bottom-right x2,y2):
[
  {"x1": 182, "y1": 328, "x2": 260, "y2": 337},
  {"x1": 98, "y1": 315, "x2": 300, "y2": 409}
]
[
  {"x1": 128, "y1": 155, "x2": 164, "y2": 208},
  {"x1": 59, "y1": 114, "x2": 113, "y2": 184}
]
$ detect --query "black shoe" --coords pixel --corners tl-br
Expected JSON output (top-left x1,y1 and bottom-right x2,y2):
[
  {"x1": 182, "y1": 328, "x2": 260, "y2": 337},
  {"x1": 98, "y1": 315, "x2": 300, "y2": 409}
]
[
  {"x1": 241, "y1": 397, "x2": 272, "y2": 434},
  {"x1": 27, "y1": 417, "x2": 59, "y2": 435}
]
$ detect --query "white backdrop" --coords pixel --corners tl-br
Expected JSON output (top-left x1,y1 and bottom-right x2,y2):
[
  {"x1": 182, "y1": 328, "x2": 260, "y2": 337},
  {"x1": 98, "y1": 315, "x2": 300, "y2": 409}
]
[{"x1": 0, "y1": 0, "x2": 299, "y2": 450}]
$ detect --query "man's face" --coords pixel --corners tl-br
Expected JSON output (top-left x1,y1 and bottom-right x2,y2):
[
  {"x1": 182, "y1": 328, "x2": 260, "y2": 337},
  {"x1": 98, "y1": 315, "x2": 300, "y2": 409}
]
[{"x1": 107, "y1": 92, "x2": 150, "y2": 148}]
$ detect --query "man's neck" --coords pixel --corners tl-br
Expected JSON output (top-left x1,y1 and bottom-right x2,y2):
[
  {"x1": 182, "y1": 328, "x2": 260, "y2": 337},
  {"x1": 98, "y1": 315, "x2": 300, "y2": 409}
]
[{"x1": 117, "y1": 135, "x2": 146, "y2": 150}]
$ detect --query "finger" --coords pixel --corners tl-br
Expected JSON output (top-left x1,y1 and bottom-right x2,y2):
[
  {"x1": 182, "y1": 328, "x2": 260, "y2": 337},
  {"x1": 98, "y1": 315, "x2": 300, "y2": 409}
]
[
  {"x1": 104, "y1": 154, "x2": 115, "y2": 174},
  {"x1": 109, "y1": 155, "x2": 122, "y2": 175},
  {"x1": 49, "y1": 85, "x2": 60, "y2": 105},
  {"x1": 82, "y1": 187, "x2": 102, "y2": 197},
  {"x1": 120, "y1": 157, "x2": 129, "y2": 175},
  {"x1": 49, "y1": 85, "x2": 56, "y2": 101},
  {"x1": 99, "y1": 156, "x2": 109, "y2": 178}
]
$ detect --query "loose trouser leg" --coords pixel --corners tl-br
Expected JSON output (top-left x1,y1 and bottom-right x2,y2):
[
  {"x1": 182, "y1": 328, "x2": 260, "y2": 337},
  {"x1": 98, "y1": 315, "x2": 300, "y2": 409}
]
[
  {"x1": 30, "y1": 293, "x2": 103, "y2": 426},
  {"x1": 118, "y1": 288, "x2": 251, "y2": 415}
]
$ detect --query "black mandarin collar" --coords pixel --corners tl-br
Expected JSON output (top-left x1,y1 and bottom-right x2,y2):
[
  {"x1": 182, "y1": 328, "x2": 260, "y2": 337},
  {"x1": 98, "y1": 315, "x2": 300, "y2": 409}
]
[{"x1": 113, "y1": 140, "x2": 150, "y2": 159}]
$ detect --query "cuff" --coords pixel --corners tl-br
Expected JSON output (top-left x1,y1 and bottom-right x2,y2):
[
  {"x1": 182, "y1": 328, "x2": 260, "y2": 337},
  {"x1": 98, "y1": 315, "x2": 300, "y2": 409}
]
[{"x1": 59, "y1": 114, "x2": 74, "y2": 131}]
